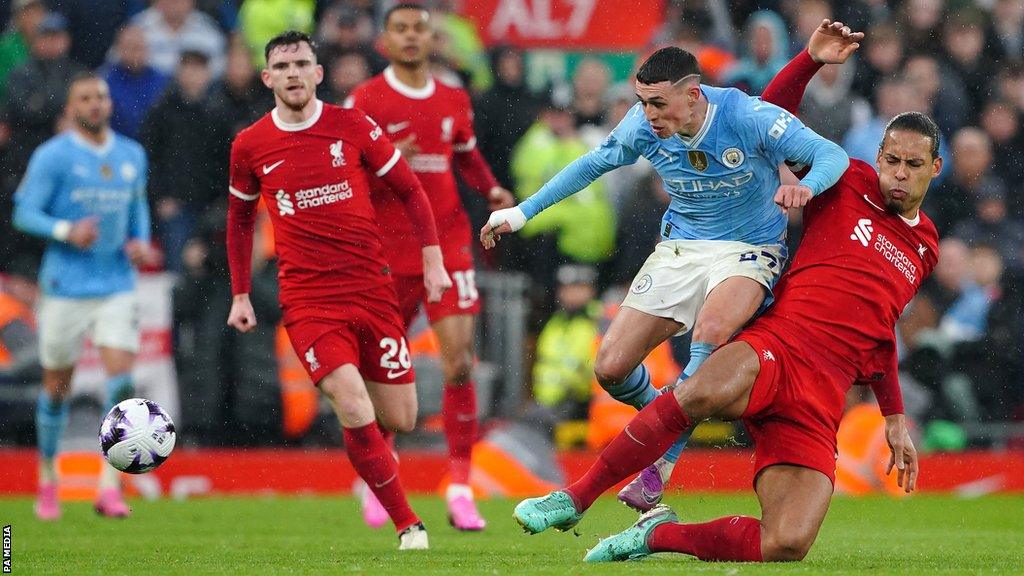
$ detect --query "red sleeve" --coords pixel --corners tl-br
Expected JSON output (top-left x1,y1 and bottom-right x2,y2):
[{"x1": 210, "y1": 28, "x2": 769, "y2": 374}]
[
  {"x1": 454, "y1": 147, "x2": 500, "y2": 195},
  {"x1": 352, "y1": 112, "x2": 440, "y2": 247},
  {"x1": 227, "y1": 136, "x2": 259, "y2": 295},
  {"x1": 760, "y1": 49, "x2": 822, "y2": 117},
  {"x1": 862, "y1": 338, "x2": 905, "y2": 416}
]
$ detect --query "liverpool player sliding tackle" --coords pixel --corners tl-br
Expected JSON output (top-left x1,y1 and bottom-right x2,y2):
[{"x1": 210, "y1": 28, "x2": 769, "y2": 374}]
[
  {"x1": 345, "y1": 3, "x2": 515, "y2": 531},
  {"x1": 226, "y1": 31, "x2": 451, "y2": 550},
  {"x1": 511, "y1": 21, "x2": 938, "y2": 562}
]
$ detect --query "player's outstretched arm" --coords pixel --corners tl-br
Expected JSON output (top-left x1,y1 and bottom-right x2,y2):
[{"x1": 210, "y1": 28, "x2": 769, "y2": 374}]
[{"x1": 884, "y1": 414, "x2": 918, "y2": 493}]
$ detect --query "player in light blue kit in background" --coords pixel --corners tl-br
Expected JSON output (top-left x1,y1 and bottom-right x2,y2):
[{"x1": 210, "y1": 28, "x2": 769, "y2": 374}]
[
  {"x1": 482, "y1": 46, "x2": 849, "y2": 512},
  {"x1": 14, "y1": 72, "x2": 155, "y2": 520}
]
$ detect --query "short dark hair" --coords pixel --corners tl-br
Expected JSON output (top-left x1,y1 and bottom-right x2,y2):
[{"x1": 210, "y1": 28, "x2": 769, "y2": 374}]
[
  {"x1": 67, "y1": 71, "x2": 104, "y2": 100},
  {"x1": 636, "y1": 47, "x2": 700, "y2": 85},
  {"x1": 264, "y1": 30, "x2": 318, "y2": 64},
  {"x1": 384, "y1": 2, "x2": 428, "y2": 27},
  {"x1": 882, "y1": 112, "x2": 941, "y2": 159}
]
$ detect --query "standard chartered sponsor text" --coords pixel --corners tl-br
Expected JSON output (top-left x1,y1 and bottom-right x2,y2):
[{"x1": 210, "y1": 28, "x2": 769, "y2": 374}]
[{"x1": 294, "y1": 180, "x2": 353, "y2": 209}]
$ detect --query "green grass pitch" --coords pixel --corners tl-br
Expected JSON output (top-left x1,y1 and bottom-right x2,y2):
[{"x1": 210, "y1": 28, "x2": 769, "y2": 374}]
[{"x1": 3, "y1": 494, "x2": 1022, "y2": 574}]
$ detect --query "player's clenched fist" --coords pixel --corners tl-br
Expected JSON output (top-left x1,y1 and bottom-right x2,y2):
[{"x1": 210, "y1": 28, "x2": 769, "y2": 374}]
[
  {"x1": 422, "y1": 245, "x2": 452, "y2": 302},
  {"x1": 774, "y1": 184, "x2": 814, "y2": 211},
  {"x1": 227, "y1": 293, "x2": 257, "y2": 333},
  {"x1": 480, "y1": 206, "x2": 526, "y2": 249}
]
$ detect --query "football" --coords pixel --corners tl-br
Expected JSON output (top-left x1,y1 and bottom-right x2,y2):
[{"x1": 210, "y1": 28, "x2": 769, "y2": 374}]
[{"x1": 99, "y1": 398, "x2": 176, "y2": 474}]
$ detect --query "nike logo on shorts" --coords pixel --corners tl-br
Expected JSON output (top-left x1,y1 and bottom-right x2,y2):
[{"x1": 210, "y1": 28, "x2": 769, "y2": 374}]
[{"x1": 387, "y1": 368, "x2": 410, "y2": 379}]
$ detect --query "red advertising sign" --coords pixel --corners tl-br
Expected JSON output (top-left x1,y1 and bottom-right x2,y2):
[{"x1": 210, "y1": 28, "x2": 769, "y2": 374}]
[{"x1": 460, "y1": 0, "x2": 666, "y2": 50}]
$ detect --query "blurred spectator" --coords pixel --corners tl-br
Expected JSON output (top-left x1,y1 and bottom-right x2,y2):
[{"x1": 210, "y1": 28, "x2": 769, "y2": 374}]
[
  {"x1": 237, "y1": 0, "x2": 314, "y2": 68},
  {"x1": 833, "y1": 0, "x2": 891, "y2": 37},
  {"x1": 900, "y1": 237, "x2": 971, "y2": 352},
  {"x1": 571, "y1": 57, "x2": 610, "y2": 131},
  {"x1": 130, "y1": 0, "x2": 226, "y2": 78},
  {"x1": 896, "y1": 0, "x2": 946, "y2": 55},
  {"x1": 979, "y1": 99, "x2": 1024, "y2": 194},
  {"x1": 928, "y1": 128, "x2": 1007, "y2": 235},
  {"x1": 951, "y1": 187, "x2": 1024, "y2": 271},
  {"x1": 0, "y1": 266, "x2": 40, "y2": 384},
  {"x1": 995, "y1": 61, "x2": 1024, "y2": 112},
  {"x1": 797, "y1": 60, "x2": 859, "y2": 143},
  {"x1": 1, "y1": 12, "x2": 83, "y2": 197},
  {"x1": 174, "y1": 202, "x2": 282, "y2": 446},
  {"x1": 431, "y1": 0, "x2": 491, "y2": 92},
  {"x1": 722, "y1": 10, "x2": 789, "y2": 95},
  {"x1": 0, "y1": 0, "x2": 45, "y2": 101},
  {"x1": 669, "y1": 21, "x2": 735, "y2": 86},
  {"x1": 851, "y1": 22, "x2": 904, "y2": 103},
  {"x1": 511, "y1": 98, "x2": 615, "y2": 278},
  {"x1": 652, "y1": 0, "x2": 736, "y2": 53},
  {"x1": 322, "y1": 50, "x2": 370, "y2": 106},
  {"x1": 473, "y1": 46, "x2": 542, "y2": 190},
  {"x1": 315, "y1": 3, "x2": 384, "y2": 75},
  {"x1": 787, "y1": 0, "x2": 832, "y2": 56},
  {"x1": 47, "y1": 0, "x2": 133, "y2": 68},
  {"x1": 902, "y1": 53, "x2": 968, "y2": 138},
  {"x1": 215, "y1": 38, "x2": 273, "y2": 136},
  {"x1": 942, "y1": 9, "x2": 997, "y2": 120},
  {"x1": 531, "y1": 264, "x2": 601, "y2": 423},
  {"x1": 139, "y1": 49, "x2": 230, "y2": 273},
  {"x1": 100, "y1": 25, "x2": 170, "y2": 139},
  {"x1": 992, "y1": 0, "x2": 1024, "y2": 61}
]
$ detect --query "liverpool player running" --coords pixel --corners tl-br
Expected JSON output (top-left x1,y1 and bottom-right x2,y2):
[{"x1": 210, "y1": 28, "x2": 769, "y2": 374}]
[
  {"x1": 513, "y1": 25, "x2": 939, "y2": 562},
  {"x1": 345, "y1": 3, "x2": 514, "y2": 531},
  {"x1": 226, "y1": 31, "x2": 450, "y2": 550}
]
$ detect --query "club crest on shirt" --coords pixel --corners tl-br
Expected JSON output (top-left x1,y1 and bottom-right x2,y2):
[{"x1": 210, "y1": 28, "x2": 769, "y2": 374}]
[
  {"x1": 722, "y1": 147, "x2": 744, "y2": 168},
  {"x1": 100, "y1": 164, "x2": 113, "y2": 179},
  {"x1": 687, "y1": 150, "x2": 708, "y2": 172},
  {"x1": 330, "y1": 140, "x2": 345, "y2": 167}
]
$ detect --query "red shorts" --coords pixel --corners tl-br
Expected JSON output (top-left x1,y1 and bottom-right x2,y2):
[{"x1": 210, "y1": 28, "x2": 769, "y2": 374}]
[
  {"x1": 735, "y1": 321, "x2": 849, "y2": 485},
  {"x1": 283, "y1": 291, "x2": 415, "y2": 386},
  {"x1": 392, "y1": 262, "x2": 481, "y2": 328}
]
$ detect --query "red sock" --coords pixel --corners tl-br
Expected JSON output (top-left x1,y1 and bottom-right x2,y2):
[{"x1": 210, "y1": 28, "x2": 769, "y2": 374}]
[
  {"x1": 565, "y1": 393, "x2": 691, "y2": 511},
  {"x1": 377, "y1": 422, "x2": 396, "y2": 455},
  {"x1": 649, "y1": 516, "x2": 763, "y2": 562},
  {"x1": 442, "y1": 382, "x2": 477, "y2": 485},
  {"x1": 344, "y1": 423, "x2": 419, "y2": 532}
]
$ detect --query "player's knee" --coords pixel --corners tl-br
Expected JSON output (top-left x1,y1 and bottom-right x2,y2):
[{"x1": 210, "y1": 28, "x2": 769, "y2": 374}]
[
  {"x1": 321, "y1": 379, "x2": 372, "y2": 425},
  {"x1": 761, "y1": 531, "x2": 814, "y2": 562},
  {"x1": 691, "y1": 315, "x2": 732, "y2": 346},
  {"x1": 674, "y1": 378, "x2": 716, "y2": 419},
  {"x1": 594, "y1": 351, "x2": 630, "y2": 388},
  {"x1": 380, "y1": 412, "x2": 416, "y2": 433},
  {"x1": 443, "y1": 353, "x2": 473, "y2": 384}
]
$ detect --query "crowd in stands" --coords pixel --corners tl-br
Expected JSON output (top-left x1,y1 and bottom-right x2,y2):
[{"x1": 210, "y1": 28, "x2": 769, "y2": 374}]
[{"x1": 0, "y1": 0, "x2": 1021, "y2": 449}]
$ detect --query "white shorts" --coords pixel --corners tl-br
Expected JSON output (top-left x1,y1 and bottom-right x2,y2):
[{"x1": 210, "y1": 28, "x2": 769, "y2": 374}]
[
  {"x1": 38, "y1": 292, "x2": 140, "y2": 369},
  {"x1": 621, "y1": 239, "x2": 785, "y2": 335}
]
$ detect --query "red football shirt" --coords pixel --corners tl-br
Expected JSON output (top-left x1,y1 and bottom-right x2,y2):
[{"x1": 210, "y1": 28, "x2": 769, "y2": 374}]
[
  {"x1": 228, "y1": 100, "x2": 405, "y2": 312},
  {"x1": 346, "y1": 67, "x2": 484, "y2": 275},
  {"x1": 761, "y1": 159, "x2": 939, "y2": 395}
]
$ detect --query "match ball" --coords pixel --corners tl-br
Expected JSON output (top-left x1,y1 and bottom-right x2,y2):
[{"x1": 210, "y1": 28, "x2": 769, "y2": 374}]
[{"x1": 99, "y1": 398, "x2": 176, "y2": 474}]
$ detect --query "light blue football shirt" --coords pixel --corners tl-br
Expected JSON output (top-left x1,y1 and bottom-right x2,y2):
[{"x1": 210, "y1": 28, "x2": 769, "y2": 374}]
[
  {"x1": 519, "y1": 85, "x2": 849, "y2": 253},
  {"x1": 14, "y1": 130, "x2": 150, "y2": 298}
]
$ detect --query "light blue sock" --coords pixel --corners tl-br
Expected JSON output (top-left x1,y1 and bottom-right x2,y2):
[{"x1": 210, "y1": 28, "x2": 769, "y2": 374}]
[
  {"x1": 36, "y1": 392, "x2": 69, "y2": 460},
  {"x1": 104, "y1": 373, "x2": 134, "y2": 410},
  {"x1": 661, "y1": 342, "x2": 717, "y2": 464},
  {"x1": 604, "y1": 364, "x2": 659, "y2": 410}
]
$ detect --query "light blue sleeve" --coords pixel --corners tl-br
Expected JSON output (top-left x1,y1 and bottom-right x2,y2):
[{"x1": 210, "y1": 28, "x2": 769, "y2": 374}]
[
  {"x1": 518, "y1": 111, "x2": 644, "y2": 220},
  {"x1": 746, "y1": 98, "x2": 848, "y2": 196},
  {"x1": 129, "y1": 148, "x2": 151, "y2": 242},
  {"x1": 12, "y1": 146, "x2": 64, "y2": 240}
]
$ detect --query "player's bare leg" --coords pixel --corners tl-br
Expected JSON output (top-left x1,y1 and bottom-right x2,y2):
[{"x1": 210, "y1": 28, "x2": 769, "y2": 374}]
[
  {"x1": 594, "y1": 307, "x2": 682, "y2": 408},
  {"x1": 321, "y1": 365, "x2": 427, "y2": 549},
  {"x1": 95, "y1": 346, "x2": 136, "y2": 517},
  {"x1": 623, "y1": 277, "x2": 767, "y2": 509},
  {"x1": 35, "y1": 367, "x2": 73, "y2": 521},
  {"x1": 432, "y1": 313, "x2": 487, "y2": 530},
  {"x1": 518, "y1": 343, "x2": 759, "y2": 534},
  {"x1": 588, "y1": 464, "x2": 831, "y2": 562}
]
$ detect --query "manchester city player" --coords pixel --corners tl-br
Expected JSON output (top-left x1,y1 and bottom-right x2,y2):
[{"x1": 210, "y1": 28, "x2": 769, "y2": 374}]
[
  {"x1": 14, "y1": 72, "x2": 154, "y2": 520},
  {"x1": 483, "y1": 46, "x2": 848, "y2": 509}
]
